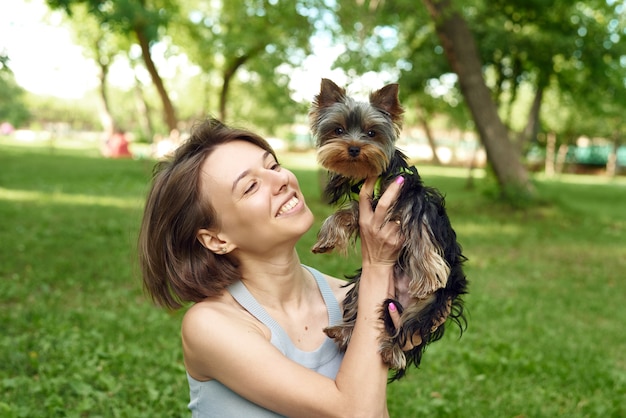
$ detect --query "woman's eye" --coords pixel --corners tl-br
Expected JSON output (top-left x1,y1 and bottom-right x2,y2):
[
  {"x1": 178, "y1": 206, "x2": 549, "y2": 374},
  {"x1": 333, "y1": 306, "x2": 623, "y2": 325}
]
[
  {"x1": 270, "y1": 163, "x2": 281, "y2": 171},
  {"x1": 244, "y1": 182, "x2": 257, "y2": 195}
]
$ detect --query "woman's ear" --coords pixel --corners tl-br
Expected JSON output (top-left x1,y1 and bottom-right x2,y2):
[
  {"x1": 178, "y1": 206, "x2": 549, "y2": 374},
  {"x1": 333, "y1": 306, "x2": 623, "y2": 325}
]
[{"x1": 197, "y1": 228, "x2": 231, "y2": 254}]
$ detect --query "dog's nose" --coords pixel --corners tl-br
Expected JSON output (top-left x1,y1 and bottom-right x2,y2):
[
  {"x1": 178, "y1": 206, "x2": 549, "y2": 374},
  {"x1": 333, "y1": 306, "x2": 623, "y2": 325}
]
[{"x1": 348, "y1": 146, "x2": 361, "y2": 157}]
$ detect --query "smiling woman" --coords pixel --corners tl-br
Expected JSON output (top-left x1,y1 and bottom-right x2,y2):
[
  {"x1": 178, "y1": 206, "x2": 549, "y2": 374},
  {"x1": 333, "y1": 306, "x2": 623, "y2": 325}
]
[{"x1": 137, "y1": 118, "x2": 409, "y2": 417}]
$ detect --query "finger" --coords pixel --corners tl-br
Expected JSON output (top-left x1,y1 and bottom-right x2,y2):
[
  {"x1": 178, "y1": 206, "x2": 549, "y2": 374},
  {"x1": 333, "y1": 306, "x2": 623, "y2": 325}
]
[
  {"x1": 358, "y1": 176, "x2": 376, "y2": 212},
  {"x1": 376, "y1": 176, "x2": 404, "y2": 214},
  {"x1": 388, "y1": 302, "x2": 421, "y2": 350},
  {"x1": 388, "y1": 301, "x2": 402, "y2": 330}
]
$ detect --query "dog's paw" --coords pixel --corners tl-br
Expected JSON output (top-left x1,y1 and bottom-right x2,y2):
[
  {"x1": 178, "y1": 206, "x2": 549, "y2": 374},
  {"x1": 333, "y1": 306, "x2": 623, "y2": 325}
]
[
  {"x1": 324, "y1": 325, "x2": 351, "y2": 351},
  {"x1": 313, "y1": 213, "x2": 354, "y2": 255},
  {"x1": 380, "y1": 343, "x2": 406, "y2": 371},
  {"x1": 312, "y1": 241, "x2": 335, "y2": 254}
]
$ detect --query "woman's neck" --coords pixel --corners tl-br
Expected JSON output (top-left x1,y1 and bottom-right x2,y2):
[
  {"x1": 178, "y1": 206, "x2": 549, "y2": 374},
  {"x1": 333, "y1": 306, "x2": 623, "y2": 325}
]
[{"x1": 237, "y1": 249, "x2": 313, "y2": 311}]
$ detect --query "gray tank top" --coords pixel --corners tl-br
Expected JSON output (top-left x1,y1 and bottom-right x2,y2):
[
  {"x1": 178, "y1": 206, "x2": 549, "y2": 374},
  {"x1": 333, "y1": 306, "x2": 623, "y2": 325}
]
[{"x1": 187, "y1": 265, "x2": 344, "y2": 417}]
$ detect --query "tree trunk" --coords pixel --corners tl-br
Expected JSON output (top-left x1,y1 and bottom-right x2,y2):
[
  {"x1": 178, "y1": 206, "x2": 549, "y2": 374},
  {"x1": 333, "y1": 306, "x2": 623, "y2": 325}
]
[
  {"x1": 516, "y1": 84, "x2": 543, "y2": 152},
  {"x1": 423, "y1": 0, "x2": 534, "y2": 198},
  {"x1": 134, "y1": 27, "x2": 177, "y2": 132},
  {"x1": 219, "y1": 44, "x2": 265, "y2": 122},
  {"x1": 545, "y1": 132, "x2": 556, "y2": 177},
  {"x1": 96, "y1": 61, "x2": 115, "y2": 138},
  {"x1": 220, "y1": 55, "x2": 251, "y2": 122},
  {"x1": 555, "y1": 143, "x2": 569, "y2": 174},
  {"x1": 606, "y1": 139, "x2": 620, "y2": 177},
  {"x1": 133, "y1": 76, "x2": 154, "y2": 142},
  {"x1": 220, "y1": 56, "x2": 254, "y2": 121},
  {"x1": 417, "y1": 108, "x2": 441, "y2": 165},
  {"x1": 219, "y1": 74, "x2": 231, "y2": 122}
]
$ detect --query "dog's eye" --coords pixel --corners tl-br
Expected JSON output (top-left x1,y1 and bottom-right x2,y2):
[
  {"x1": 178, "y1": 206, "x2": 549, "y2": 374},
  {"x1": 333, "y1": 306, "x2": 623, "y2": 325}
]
[
  {"x1": 367, "y1": 130, "x2": 376, "y2": 137},
  {"x1": 334, "y1": 127, "x2": 344, "y2": 135}
]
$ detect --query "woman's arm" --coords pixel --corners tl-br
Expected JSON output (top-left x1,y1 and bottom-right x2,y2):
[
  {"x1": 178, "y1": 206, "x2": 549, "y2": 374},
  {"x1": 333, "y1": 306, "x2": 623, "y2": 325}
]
[
  {"x1": 333, "y1": 175, "x2": 405, "y2": 414},
  {"x1": 182, "y1": 176, "x2": 404, "y2": 418}
]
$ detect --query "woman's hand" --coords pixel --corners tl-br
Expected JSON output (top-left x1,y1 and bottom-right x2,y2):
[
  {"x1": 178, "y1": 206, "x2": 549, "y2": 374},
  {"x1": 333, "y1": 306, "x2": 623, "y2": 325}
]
[
  {"x1": 387, "y1": 299, "x2": 452, "y2": 349},
  {"x1": 358, "y1": 176, "x2": 405, "y2": 268}
]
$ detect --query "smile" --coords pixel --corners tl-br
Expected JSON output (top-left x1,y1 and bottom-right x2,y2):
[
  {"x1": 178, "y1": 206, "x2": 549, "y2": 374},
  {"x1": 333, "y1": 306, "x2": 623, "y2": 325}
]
[{"x1": 277, "y1": 195, "x2": 300, "y2": 216}]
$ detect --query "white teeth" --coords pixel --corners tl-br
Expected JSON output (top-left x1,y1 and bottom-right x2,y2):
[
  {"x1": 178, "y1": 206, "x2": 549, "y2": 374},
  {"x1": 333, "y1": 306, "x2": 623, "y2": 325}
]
[{"x1": 278, "y1": 196, "x2": 299, "y2": 216}]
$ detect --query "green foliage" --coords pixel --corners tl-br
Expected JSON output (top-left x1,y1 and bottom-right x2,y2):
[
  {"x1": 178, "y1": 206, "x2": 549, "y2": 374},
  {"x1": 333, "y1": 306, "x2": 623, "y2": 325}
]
[
  {"x1": 334, "y1": 0, "x2": 626, "y2": 142},
  {"x1": 0, "y1": 55, "x2": 30, "y2": 127},
  {"x1": 472, "y1": 0, "x2": 626, "y2": 138},
  {"x1": 24, "y1": 94, "x2": 101, "y2": 131},
  {"x1": 40, "y1": 0, "x2": 626, "y2": 152},
  {"x1": 172, "y1": 0, "x2": 319, "y2": 126},
  {"x1": 384, "y1": 169, "x2": 626, "y2": 417},
  {"x1": 1, "y1": 139, "x2": 625, "y2": 416}
]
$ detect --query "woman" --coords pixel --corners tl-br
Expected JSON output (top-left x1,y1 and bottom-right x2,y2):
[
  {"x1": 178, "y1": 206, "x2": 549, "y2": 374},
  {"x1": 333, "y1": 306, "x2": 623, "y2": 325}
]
[{"x1": 138, "y1": 118, "x2": 408, "y2": 417}]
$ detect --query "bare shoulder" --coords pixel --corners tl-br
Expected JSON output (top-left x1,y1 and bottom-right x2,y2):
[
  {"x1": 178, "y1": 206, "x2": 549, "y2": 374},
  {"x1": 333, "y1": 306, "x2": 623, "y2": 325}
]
[
  {"x1": 182, "y1": 293, "x2": 269, "y2": 381},
  {"x1": 180, "y1": 287, "x2": 346, "y2": 416},
  {"x1": 182, "y1": 292, "x2": 268, "y2": 341}
]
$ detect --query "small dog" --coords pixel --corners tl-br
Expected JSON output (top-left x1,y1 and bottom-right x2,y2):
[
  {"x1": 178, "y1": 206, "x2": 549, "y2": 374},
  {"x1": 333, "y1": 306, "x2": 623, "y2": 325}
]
[{"x1": 309, "y1": 78, "x2": 468, "y2": 380}]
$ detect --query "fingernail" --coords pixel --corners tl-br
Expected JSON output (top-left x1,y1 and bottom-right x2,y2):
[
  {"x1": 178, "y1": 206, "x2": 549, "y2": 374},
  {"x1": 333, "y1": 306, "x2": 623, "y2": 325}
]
[
  {"x1": 389, "y1": 302, "x2": 397, "y2": 312},
  {"x1": 395, "y1": 176, "x2": 404, "y2": 185}
]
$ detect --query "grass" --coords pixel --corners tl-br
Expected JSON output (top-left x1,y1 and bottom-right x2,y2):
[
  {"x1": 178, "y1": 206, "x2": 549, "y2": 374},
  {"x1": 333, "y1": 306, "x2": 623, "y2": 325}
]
[{"x1": 1, "y1": 137, "x2": 625, "y2": 417}]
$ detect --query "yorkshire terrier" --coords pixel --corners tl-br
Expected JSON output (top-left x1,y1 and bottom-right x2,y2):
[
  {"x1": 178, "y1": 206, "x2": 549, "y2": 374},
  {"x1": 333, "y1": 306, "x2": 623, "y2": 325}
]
[{"x1": 309, "y1": 78, "x2": 468, "y2": 380}]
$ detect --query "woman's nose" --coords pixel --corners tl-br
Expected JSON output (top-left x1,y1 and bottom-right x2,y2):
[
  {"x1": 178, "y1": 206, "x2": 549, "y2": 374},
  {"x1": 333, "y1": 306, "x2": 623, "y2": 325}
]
[{"x1": 270, "y1": 169, "x2": 289, "y2": 193}]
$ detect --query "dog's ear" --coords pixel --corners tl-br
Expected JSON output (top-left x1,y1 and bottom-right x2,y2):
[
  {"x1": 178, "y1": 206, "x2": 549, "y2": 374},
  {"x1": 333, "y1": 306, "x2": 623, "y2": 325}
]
[
  {"x1": 314, "y1": 78, "x2": 346, "y2": 108},
  {"x1": 370, "y1": 84, "x2": 404, "y2": 125}
]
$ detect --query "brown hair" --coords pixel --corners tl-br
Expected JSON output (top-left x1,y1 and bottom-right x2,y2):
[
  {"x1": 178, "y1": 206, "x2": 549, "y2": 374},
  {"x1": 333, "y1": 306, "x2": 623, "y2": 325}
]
[{"x1": 138, "y1": 118, "x2": 276, "y2": 310}]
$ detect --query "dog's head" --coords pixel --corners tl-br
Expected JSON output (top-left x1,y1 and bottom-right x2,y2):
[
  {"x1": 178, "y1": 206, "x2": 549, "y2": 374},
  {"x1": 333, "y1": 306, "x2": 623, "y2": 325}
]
[{"x1": 309, "y1": 78, "x2": 404, "y2": 180}]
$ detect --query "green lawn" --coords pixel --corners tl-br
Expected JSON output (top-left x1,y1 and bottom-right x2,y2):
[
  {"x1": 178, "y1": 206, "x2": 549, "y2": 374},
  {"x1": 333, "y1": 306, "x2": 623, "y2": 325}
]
[{"x1": 1, "y1": 138, "x2": 625, "y2": 417}]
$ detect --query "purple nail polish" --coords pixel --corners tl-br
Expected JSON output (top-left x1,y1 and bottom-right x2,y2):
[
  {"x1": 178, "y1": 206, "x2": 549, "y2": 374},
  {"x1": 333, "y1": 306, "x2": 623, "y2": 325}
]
[
  {"x1": 389, "y1": 302, "x2": 397, "y2": 312},
  {"x1": 395, "y1": 176, "x2": 404, "y2": 185}
]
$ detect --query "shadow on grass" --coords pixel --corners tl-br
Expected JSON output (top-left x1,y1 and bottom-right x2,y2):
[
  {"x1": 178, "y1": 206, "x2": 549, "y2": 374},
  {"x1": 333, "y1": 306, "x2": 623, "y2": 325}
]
[{"x1": 1, "y1": 143, "x2": 625, "y2": 417}]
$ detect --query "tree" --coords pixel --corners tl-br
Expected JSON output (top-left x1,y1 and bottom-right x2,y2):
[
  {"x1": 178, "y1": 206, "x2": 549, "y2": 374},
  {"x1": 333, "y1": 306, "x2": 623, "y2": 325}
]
[
  {"x1": 329, "y1": 0, "x2": 533, "y2": 197},
  {"x1": 0, "y1": 54, "x2": 30, "y2": 128},
  {"x1": 174, "y1": 0, "x2": 316, "y2": 125},
  {"x1": 423, "y1": 0, "x2": 534, "y2": 198},
  {"x1": 471, "y1": 0, "x2": 626, "y2": 155},
  {"x1": 47, "y1": 0, "x2": 180, "y2": 132},
  {"x1": 63, "y1": 3, "x2": 123, "y2": 138},
  {"x1": 330, "y1": 2, "x2": 464, "y2": 164},
  {"x1": 329, "y1": 0, "x2": 626, "y2": 198}
]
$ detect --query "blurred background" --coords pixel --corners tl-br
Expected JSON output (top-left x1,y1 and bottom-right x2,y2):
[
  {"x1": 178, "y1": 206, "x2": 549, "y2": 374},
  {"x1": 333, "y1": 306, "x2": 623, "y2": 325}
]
[
  {"x1": 1, "y1": 0, "x2": 625, "y2": 416},
  {"x1": 2, "y1": 0, "x2": 625, "y2": 192}
]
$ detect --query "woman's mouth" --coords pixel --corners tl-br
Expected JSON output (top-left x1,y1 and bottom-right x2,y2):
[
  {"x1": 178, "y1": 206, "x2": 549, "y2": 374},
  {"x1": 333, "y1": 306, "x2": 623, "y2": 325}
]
[{"x1": 277, "y1": 195, "x2": 300, "y2": 216}]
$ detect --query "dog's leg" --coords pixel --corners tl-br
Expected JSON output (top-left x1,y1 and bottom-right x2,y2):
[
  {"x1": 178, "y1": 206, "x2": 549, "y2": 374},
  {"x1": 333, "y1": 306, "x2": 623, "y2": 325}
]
[
  {"x1": 323, "y1": 323, "x2": 353, "y2": 351},
  {"x1": 324, "y1": 277, "x2": 360, "y2": 350},
  {"x1": 312, "y1": 202, "x2": 359, "y2": 255},
  {"x1": 379, "y1": 298, "x2": 408, "y2": 371},
  {"x1": 379, "y1": 338, "x2": 407, "y2": 371}
]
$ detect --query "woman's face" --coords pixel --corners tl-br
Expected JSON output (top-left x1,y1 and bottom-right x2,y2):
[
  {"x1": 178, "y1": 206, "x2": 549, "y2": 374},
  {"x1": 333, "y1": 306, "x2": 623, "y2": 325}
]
[{"x1": 198, "y1": 140, "x2": 314, "y2": 254}]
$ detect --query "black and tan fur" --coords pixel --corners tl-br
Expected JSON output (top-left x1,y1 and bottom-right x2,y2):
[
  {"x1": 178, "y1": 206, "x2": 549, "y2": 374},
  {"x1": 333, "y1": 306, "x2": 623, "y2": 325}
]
[{"x1": 309, "y1": 78, "x2": 468, "y2": 380}]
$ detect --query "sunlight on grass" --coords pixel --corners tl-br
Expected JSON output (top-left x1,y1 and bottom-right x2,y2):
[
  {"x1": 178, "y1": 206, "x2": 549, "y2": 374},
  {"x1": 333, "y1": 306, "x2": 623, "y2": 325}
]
[
  {"x1": 280, "y1": 150, "x2": 489, "y2": 180},
  {"x1": 1, "y1": 136, "x2": 100, "y2": 151},
  {"x1": 536, "y1": 171, "x2": 626, "y2": 186},
  {"x1": 1, "y1": 142, "x2": 625, "y2": 417},
  {"x1": 413, "y1": 164, "x2": 486, "y2": 179},
  {"x1": 0, "y1": 187, "x2": 144, "y2": 209},
  {"x1": 280, "y1": 150, "x2": 320, "y2": 169},
  {"x1": 456, "y1": 222, "x2": 524, "y2": 238}
]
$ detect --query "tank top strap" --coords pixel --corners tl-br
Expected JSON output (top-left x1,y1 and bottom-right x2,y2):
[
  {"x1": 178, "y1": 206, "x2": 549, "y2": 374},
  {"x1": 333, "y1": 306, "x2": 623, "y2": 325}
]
[
  {"x1": 227, "y1": 280, "x2": 289, "y2": 352},
  {"x1": 227, "y1": 265, "x2": 342, "y2": 354},
  {"x1": 301, "y1": 265, "x2": 342, "y2": 326}
]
